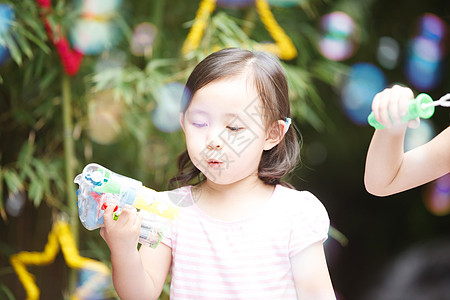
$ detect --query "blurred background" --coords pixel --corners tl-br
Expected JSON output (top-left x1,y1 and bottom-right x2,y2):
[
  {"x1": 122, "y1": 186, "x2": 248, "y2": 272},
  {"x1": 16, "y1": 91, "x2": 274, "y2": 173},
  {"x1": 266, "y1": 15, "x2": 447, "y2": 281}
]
[{"x1": 0, "y1": 0, "x2": 449, "y2": 299}]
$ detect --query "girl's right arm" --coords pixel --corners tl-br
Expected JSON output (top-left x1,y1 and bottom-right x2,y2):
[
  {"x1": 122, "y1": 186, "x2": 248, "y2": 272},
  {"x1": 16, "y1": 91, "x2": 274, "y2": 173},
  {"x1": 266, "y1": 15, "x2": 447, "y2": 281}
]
[{"x1": 100, "y1": 205, "x2": 172, "y2": 300}]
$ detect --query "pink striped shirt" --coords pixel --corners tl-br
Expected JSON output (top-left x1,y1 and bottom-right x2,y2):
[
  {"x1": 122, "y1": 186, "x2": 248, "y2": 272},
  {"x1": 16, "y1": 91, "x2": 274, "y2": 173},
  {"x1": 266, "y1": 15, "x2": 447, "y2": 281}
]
[{"x1": 162, "y1": 185, "x2": 330, "y2": 299}]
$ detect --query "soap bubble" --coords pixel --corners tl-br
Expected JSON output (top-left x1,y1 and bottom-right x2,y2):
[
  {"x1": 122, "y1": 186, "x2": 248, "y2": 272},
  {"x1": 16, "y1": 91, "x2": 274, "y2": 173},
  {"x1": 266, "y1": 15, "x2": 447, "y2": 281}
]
[
  {"x1": 0, "y1": 3, "x2": 14, "y2": 65},
  {"x1": 404, "y1": 119, "x2": 434, "y2": 152},
  {"x1": 417, "y1": 13, "x2": 446, "y2": 41},
  {"x1": 319, "y1": 12, "x2": 358, "y2": 61},
  {"x1": 131, "y1": 22, "x2": 157, "y2": 57},
  {"x1": 377, "y1": 36, "x2": 400, "y2": 70},
  {"x1": 152, "y1": 82, "x2": 190, "y2": 132},
  {"x1": 405, "y1": 37, "x2": 443, "y2": 91},
  {"x1": 424, "y1": 174, "x2": 450, "y2": 216},
  {"x1": 341, "y1": 63, "x2": 386, "y2": 125},
  {"x1": 88, "y1": 90, "x2": 124, "y2": 144},
  {"x1": 70, "y1": 0, "x2": 122, "y2": 55}
]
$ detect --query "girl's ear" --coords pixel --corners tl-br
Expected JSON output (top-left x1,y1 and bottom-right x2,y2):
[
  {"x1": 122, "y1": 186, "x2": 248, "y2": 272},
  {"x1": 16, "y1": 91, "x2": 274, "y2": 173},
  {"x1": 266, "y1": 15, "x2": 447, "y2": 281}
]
[
  {"x1": 180, "y1": 113, "x2": 186, "y2": 132},
  {"x1": 263, "y1": 120, "x2": 288, "y2": 151}
]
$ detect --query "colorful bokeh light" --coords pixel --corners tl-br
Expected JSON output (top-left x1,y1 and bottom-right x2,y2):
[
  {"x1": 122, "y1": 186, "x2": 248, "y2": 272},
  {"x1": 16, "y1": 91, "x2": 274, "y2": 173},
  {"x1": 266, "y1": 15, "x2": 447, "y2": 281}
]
[
  {"x1": 404, "y1": 119, "x2": 434, "y2": 152},
  {"x1": 377, "y1": 36, "x2": 400, "y2": 70},
  {"x1": 0, "y1": 3, "x2": 14, "y2": 65},
  {"x1": 88, "y1": 90, "x2": 124, "y2": 145},
  {"x1": 70, "y1": 0, "x2": 122, "y2": 55},
  {"x1": 341, "y1": 63, "x2": 386, "y2": 125},
  {"x1": 405, "y1": 13, "x2": 447, "y2": 91},
  {"x1": 131, "y1": 22, "x2": 157, "y2": 57},
  {"x1": 319, "y1": 11, "x2": 358, "y2": 61},
  {"x1": 424, "y1": 173, "x2": 450, "y2": 216},
  {"x1": 152, "y1": 82, "x2": 190, "y2": 133}
]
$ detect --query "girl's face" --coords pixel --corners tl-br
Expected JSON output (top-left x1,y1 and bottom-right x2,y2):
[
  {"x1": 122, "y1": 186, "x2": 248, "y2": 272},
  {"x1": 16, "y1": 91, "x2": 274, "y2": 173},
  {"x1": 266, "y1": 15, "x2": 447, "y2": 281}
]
[{"x1": 181, "y1": 75, "x2": 277, "y2": 185}]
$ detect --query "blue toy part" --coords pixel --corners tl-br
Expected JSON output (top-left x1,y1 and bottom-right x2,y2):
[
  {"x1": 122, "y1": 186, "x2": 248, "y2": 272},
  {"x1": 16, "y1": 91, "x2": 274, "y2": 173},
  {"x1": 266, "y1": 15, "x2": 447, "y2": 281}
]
[{"x1": 74, "y1": 163, "x2": 141, "y2": 231}]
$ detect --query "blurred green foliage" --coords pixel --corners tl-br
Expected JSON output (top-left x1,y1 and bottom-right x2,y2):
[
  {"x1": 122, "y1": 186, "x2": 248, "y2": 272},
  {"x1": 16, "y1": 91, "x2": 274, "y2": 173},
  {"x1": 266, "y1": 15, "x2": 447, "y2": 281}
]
[{"x1": 9, "y1": 0, "x2": 448, "y2": 299}]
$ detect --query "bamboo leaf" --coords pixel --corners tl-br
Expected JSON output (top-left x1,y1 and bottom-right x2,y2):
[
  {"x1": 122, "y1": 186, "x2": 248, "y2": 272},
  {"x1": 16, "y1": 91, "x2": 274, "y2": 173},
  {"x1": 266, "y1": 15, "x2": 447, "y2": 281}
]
[
  {"x1": 29, "y1": 179, "x2": 44, "y2": 207},
  {"x1": 17, "y1": 142, "x2": 34, "y2": 166},
  {"x1": 12, "y1": 30, "x2": 33, "y2": 59},
  {"x1": 3, "y1": 170, "x2": 23, "y2": 194},
  {"x1": 1, "y1": 33, "x2": 21, "y2": 65}
]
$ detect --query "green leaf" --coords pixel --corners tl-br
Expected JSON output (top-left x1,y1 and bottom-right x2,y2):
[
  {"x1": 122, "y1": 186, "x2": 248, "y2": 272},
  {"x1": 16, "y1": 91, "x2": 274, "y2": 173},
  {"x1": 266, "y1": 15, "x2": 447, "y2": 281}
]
[
  {"x1": 29, "y1": 179, "x2": 44, "y2": 207},
  {"x1": 17, "y1": 142, "x2": 35, "y2": 166},
  {"x1": 1, "y1": 32, "x2": 21, "y2": 66},
  {"x1": 3, "y1": 170, "x2": 23, "y2": 194}
]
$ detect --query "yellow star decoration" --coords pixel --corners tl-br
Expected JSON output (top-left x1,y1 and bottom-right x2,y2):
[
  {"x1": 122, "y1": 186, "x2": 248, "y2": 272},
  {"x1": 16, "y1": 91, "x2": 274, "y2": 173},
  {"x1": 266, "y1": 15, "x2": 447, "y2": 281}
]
[
  {"x1": 10, "y1": 220, "x2": 111, "y2": 300},
  {"x1": 182, "y1": 0, "x2": 298, "y2": 60}
]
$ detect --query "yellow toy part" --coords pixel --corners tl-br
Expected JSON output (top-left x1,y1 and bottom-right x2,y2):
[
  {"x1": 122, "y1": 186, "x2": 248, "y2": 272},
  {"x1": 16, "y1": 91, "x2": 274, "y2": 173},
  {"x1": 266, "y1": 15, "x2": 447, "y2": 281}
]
[
  {"x1": 133, "y1": 187, "x2": 181, "y2": 220},
  {"x1": 10, "y1": 220, "x2": 110, "y2": 300},
  {"x1": 182, "y1": 0, "x2": 298, "y2": 60}
]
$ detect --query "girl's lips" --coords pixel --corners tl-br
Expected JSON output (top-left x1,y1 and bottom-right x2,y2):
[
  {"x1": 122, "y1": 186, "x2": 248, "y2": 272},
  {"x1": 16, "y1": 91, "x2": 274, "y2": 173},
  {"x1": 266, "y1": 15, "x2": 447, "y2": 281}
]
[{"x1": 207, "y1": 159, "x2": 222, "y2": 168}]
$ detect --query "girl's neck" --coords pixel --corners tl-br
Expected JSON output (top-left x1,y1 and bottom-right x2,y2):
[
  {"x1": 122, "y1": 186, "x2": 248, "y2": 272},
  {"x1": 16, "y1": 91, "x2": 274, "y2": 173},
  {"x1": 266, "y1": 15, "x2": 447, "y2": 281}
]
[{"x1": 192, "y1": 176, "x2": 275, "y2": 221}]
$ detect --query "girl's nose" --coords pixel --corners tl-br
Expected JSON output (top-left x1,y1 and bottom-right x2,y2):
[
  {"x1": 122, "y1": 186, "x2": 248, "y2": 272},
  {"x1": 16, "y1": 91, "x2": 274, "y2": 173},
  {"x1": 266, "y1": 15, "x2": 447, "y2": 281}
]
[{"x1": 206, "y1": 138, "x2": 224, "y2": 150}]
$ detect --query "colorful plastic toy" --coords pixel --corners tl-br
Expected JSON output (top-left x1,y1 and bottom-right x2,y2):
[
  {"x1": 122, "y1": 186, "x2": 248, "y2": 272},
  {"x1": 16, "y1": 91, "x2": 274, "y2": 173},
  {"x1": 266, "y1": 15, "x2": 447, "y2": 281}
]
[
  {"x1": 74, "y1": 163, "x2": 189, "y2": 248},
  {"x1": 368, "y1": 93, "x2": 450, "y2": 129}
]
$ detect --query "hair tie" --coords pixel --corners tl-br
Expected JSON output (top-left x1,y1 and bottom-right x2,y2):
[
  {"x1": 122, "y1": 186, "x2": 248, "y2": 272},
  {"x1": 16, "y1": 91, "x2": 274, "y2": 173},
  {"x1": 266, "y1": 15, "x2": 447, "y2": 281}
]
[{"x1": 284, "y1": 117, "x2": 291, "y2": 134}]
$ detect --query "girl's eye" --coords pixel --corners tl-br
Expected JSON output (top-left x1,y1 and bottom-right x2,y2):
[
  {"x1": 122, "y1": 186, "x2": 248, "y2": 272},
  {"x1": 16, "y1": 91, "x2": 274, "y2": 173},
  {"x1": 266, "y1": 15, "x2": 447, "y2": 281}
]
[
  {"x1": 227, "y1": 126, "x2": 244, "y2": 132},
  {"x1": 193, "y1": 122, "x2": 208, "y2": 128}
]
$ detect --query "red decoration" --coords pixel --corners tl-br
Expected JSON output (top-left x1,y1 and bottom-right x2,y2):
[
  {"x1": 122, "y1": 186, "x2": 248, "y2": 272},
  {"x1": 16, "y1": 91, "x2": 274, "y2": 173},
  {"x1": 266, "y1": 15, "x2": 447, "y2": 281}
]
[{"x1": 36, "y1": 0, "x2": 83, "y2": 76}]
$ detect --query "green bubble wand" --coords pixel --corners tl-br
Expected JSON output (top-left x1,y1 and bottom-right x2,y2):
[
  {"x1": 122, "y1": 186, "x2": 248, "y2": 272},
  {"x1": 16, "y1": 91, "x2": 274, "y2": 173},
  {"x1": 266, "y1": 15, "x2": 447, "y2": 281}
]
[{"x1": 368, "y1": 93, "x2": 450, "y2": 129}]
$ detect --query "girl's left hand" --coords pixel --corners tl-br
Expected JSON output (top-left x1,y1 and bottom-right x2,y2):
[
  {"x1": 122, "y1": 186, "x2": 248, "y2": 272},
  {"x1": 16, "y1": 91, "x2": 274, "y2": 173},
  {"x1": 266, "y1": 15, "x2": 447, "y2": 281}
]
[{"x1": 100, "y1": 204, "x2": 143, "y2": 255}]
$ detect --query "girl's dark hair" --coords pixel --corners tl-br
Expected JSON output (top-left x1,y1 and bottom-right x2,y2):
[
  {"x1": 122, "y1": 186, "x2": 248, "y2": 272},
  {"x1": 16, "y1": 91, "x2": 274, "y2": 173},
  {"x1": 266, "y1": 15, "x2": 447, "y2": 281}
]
[{"x1": 169, "y1": 48, "x2": 301, "y2": 188}]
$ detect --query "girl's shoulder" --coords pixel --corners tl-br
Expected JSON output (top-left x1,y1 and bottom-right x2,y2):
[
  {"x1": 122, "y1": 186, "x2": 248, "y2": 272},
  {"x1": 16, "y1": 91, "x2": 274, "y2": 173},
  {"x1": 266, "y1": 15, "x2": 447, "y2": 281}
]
[{"x1": 273, "y1": 185, "x2": 328, "y2": 216}]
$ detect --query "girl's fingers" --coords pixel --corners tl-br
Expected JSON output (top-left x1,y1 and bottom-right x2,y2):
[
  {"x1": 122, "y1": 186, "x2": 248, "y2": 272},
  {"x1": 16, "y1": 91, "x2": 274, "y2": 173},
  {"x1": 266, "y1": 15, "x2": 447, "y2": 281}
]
[
  {"x1": 372, "y1": 92, "x2": 383, "y2": 125},
  {"x1": 377, "y1": 90, "x2": 391, "y2": 127},
  {"x1": 102, "y1": 203, "x2": 115, "y2": 227},
  {"x1": 119, "y1": 205, "x2": 138, "y2": 226},
  {"x1": 373, "y1": 85, "x2": 415, "y2": 128},
  {"x1": 388, "y1": 85, "x2": 404, "y2": 125},
  {"x1": 133, "y1": 212, "x2": 143, "y2": 232}
]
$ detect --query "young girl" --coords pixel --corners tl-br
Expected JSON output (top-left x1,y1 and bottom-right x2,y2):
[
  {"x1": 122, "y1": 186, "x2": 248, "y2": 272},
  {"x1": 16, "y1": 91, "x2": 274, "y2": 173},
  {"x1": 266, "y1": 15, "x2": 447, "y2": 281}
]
[
  {"x1": 100, "y1": 48, "x2": 335, "y2": 299},
  {"x1": 365, "y1": 85, "x2": 450, "y2": 196}
]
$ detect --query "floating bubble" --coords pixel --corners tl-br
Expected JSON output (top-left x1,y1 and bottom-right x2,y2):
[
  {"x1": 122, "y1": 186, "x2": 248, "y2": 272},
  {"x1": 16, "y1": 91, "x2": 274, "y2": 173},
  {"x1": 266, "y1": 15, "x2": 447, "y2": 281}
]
[
  {"x1": 319, "y1": 11, "x2": 357, "y2": 61},
  {"x1": 404, "y1": 119, "x2": 434, "y2": 152},
  {"x1": 71, "y1": 19, "x2": 120, "y2": 55},
  {"x1": 152, "y1": 82, "x2": 190, "y2": 132},
  {"x1": 0, "y1": 3, "x2": 14, "y2": 65},
  {"x1": 0, "y1": 3, "x2": 14, "y2": 33},
  {"x1": 88, "y1": 90, "x2": 124, "y2": 144},
  {"x1": 131, "y1": 22, "x2": 157, "y2": 57},
  {"x1": 70, "y1": 0, "x2": 122, "y2": 55},
  {"x1": 377, "y1": 36, "x2": 400, "y2": 70},
  {"x1": 341, "y1": 63, "x2": 386, "y2": 125},
  {"x1": 216, "y1": 0, "x2": 254, "y2": 8},
  {"x1": 424, "y1": 173, "x2": 450, "y2": 216},
  {"x1": 0, "y1": 45, "x2": 9, "y2": 65},
  {"x1": 6, "y1": 191, "x2": 26, "y2": 217},
  {"x1": 405, "y1": 37, "x2": 443, "y2": 91},
  {"x1": 417, "y1": 13, "x2": 447, "y2": 42}
]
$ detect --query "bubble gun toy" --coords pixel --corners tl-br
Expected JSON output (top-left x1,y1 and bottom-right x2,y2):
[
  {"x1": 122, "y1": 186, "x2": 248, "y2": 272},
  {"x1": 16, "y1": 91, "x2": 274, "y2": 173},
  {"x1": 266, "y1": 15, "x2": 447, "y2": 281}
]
[
  {"x1": 368, "y1": 93, "x2": 450, "y2": 129},
  {"x1": 74, "y1": 163, "x2": 189, "y2": 248}
]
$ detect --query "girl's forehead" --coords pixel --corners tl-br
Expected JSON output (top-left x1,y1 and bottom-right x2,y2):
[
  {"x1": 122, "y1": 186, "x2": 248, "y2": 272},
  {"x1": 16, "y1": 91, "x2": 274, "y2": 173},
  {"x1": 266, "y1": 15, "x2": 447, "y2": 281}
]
[{"x1": 191, "y1": 76, "x2": 260, "y2": 107}]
